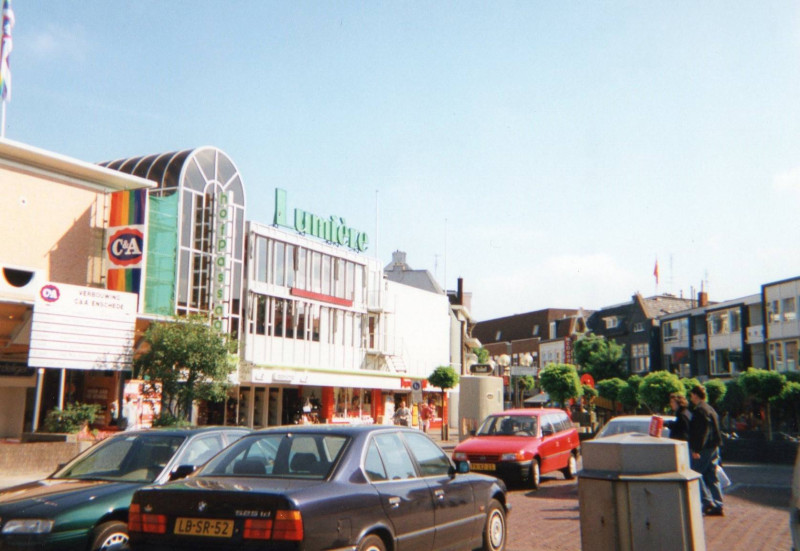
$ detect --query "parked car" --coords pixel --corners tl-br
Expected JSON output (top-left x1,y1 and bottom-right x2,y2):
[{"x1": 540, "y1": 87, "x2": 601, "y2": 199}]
[
  {"x1": 594, "y1": 415, "x2": 673, "y2": 439},
  {"x1": 452, "y1": 408, "x2": 581, "y2": 489},
  {"x1": 0, "y1": 426, "x2": 249, "y2": 551},
  {"x1": 127, "y1": 424, "x2": 509, "y2": 551},
  {"x1": 791, "y1": 445, "x2": 800, "y2": 550}
]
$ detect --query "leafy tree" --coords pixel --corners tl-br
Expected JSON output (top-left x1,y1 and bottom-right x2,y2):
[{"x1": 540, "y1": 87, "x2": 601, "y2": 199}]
[
  {"x1": 619, "y1": 374, "x2": 643, "y2": 412},
  {"x1": 473, "y1": 347, "x2": 490, "y2": 364},
  {"x1": 596, "y1": 377, "x2": 628, "y2": 412},
  {"x1": 739, "y1": 367, "x2": 786, "y2": 441},
  {"x1": 43, "y1": 402, "x2": 101, "y2": 434},
  {"x1": 428, "y1": 365, "x2": 460, "y2": 439},
  {"x1": 581, "y1": 385, "x2": 598, "y2": 410},
  {"x1": 719, "y1": 378, "x2": 747, "y2": 430},
  {"x1": 639, "y1": 371, "x2": 684, "y2": 413},
  {"x1": 539, "y1": 363, "x2": 582, "y2": 410},
  {"x1": 704, "y1": 379, "x2": 727, "y2": 411},
  {"x1": 134, "y1": 315, "x2": 238, "y2": 423},
  {"x1": 573, "y1": 334, "x2": 627, "y2": 381},
  {"x1": 680, "y1": 377, "x2": 702, "y2": 396},
  {"x1": 772, "y1": 382, "x2": 800, "y2": 436}
]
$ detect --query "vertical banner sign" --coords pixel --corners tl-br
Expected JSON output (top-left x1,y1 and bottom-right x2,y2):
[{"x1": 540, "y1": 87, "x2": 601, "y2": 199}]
[
  {"x1": 211, "y1": 191, "x2": 233, "y2": 332},
  {"x1": 106, "y1": 188, "x2": 148, "y2": 302}
]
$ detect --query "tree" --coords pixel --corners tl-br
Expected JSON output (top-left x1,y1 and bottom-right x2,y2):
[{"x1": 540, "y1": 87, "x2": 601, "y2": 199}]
[
  {"x1": 639, "y1": 371, "x2": 684, "y2": 413},
  {"x1": 719, "y1": 378, "x2": 746, "y2": 431},
  {"x1": 134, "y1": 315, "x2": 238, "y2": 423},
  {"x1": 428, "y1": 365, "x2": 460, "y2": 440},
  {"x1": 573, "y1": 333, "x2": 627, "y2": 381},
  {"x1": 619, "y1": 374, "x2": 643, "y2": 412},
  {"x1": 680, "y1": 377, "x2": 702, "y2": 396},
  {"x1": 704, "y1": 379, "x2": 727, "y2": 411},
  {"x1": 596, "y1": 377, "x2": 628, "y2": 413},
  {"x1": 772, "y1": 382, "x2": 800, "y2": 436},
  {"x1": 739, "y1": 367, "x2": 786, "y2": 441},
  {"x1": 539, "y1": 363, "x2": 582, "y2": 411}
]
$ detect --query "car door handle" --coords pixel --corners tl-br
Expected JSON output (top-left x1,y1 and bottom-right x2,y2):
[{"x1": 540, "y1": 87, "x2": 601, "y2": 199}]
[
  {"x1": 388, "y1": 496, "x2": 401, "y2": 508},
  {"x1": 434, "y1": 489, "x2": 445, "y2": 500}
]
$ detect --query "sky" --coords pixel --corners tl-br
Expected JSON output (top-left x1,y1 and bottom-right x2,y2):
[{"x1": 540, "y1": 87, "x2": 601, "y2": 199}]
[{"x1": 6, "y1": 1, "x2": 800, "y2": 321}]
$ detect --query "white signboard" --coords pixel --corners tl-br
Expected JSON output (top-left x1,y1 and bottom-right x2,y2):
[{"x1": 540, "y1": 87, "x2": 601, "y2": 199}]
[{"x1": 28, "y1": 282, "x2": 137, "y2": 371}]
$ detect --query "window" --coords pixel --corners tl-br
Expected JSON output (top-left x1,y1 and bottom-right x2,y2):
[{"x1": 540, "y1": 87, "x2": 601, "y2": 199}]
[
  {"x1": 364, "y1": 440, "x2": 388, "y2": 481},
  {"x1": 787, "y1": 341, "x2": 798, "y2": 371},
  {"x1": 274, "y1": 241, "x2": 285, "y2": 286},
  {"x1": 532, "y1": 325, "x2": 540, "y2": 336},
  {"x1": 604, "y1": 317, "x2": 619, "y2": 329},
  {"x1": 633, "y1": 322, "x2": 645, "y2": 333},
  {"x1": 403, "y1": 432, "x2": 451, "y2": 477},
  {"x1": 783, "y1": 298, "x2": 797, "y2": 322},
  {"x1": 631, "y1": 343, "x2": 650, "y2": 373},
  {"x1": 768, "y1": 300, "x2": 780, "y2": 324},
  {"x1": 255, "y1": 237, "x2": 267, "y2": 282},
  {"x1": 373, "y1": 433, "x2": 416, "y2": 480}
]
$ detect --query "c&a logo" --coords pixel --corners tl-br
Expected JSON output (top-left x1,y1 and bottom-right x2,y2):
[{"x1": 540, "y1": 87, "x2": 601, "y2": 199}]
[
  {"x1": 40, "y1": 284, "x2": 60, "y2": 302},
  {"x1": 107, "y1": 228, "x2": 144, "y2": 267}
]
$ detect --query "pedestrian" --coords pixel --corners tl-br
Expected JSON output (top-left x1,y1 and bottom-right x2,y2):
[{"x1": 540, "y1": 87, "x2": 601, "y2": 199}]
[
  {"x1": 122, "y1": 395, "x2": 139, "y2": 431},
  {"x1": 688, "y1": 385, "x2": 724, "y2": 516},
  {"x1": 419, "y1": 400, "x2": 431, "y2": 433},
  {"x1": 394, "y1": 400, "x2": 411, "y2": 426},
  {"x1": 666, "y1": 392, "x2": 691, "y2": 442}
]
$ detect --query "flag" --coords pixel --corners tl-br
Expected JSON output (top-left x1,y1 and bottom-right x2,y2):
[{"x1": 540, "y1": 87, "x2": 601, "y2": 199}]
[
  {"x1": 653, "y1": 259, "x2": 659, "y2": 284},
  {"x1": 0, "y1": 0, "x2": 13, "y2": 102}
]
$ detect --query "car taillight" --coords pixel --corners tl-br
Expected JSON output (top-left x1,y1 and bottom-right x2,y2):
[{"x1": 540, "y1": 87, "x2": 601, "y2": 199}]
[
  {"x1": 128, "y1": 504, "x2": 142, "y2": 533},
  {"x1": 243, "y1": 518, "x2": 273, "y2": 540},
  {"x1": 142, "y1": 513, "x2": 167, "y2": 534},
  {"x1": 272, "y1": 510, "x2": 303, "y2": 541}
]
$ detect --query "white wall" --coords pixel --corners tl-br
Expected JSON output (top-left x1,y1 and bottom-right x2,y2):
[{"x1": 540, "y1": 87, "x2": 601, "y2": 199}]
[{"x1": 384, "y1": 280, "x2": 450, "y2": 378}]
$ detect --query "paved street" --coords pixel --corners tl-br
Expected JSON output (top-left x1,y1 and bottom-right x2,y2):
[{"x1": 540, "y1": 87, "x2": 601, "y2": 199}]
[
  {"x1": 504, "y1": 462, "x2": 792, "y2": 551},
  {"x1": 0, "y1": 435, "x2": 793, "y2": 551}
]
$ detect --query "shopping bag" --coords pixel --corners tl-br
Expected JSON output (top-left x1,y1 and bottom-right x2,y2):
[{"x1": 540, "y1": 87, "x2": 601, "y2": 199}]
[{"x1": 717, "y1": 465, "x2": 731, "y2": 488}]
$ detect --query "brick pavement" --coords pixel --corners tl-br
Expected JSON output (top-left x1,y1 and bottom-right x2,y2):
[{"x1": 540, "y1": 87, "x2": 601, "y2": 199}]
[{"x1": 504, "y1": 467, "x2": 792, "y2": 551}]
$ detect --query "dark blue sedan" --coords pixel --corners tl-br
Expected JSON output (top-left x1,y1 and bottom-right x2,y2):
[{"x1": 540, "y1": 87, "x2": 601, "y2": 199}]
[{"x1": 128, "y1": 425, "x2": 510, "y2": 551}]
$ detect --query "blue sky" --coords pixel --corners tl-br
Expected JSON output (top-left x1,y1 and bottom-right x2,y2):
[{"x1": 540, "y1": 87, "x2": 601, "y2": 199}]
[{"x1": 7, "y1": 2, "x2": 800, "y2": 320}]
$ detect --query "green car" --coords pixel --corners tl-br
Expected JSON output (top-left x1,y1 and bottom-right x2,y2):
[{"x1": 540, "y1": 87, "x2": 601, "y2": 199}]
[{"x1": 0, "y1": 426, "x2": 249, "y2": 551}]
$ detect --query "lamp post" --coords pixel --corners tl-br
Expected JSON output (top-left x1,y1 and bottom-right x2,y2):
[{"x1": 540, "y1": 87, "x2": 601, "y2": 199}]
[{"x1": 496, "y1": 354, "x2": 511, "y2": 408}]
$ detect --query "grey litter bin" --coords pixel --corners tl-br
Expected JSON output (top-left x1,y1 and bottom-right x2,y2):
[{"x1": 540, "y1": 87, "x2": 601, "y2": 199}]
[{"x1": 578, "y1": 432, "x2": 705, "y2": 551}]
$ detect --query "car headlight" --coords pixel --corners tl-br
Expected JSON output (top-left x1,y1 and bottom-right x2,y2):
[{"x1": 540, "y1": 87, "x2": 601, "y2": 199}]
[
  {"x1": 2, "y1": 519, "x2": 55, "y2": 534},
  {"x1": 453, "y1": 452, "x2": 468, "y2": 461},
  {"x1": 500, "y1": 452, "x2": 526, "y2": 461}
]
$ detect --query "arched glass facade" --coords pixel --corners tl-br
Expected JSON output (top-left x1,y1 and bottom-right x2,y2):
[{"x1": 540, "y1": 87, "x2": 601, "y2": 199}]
[{"x1": 101, "y1": 147, "x2": 246, "y2": 338}]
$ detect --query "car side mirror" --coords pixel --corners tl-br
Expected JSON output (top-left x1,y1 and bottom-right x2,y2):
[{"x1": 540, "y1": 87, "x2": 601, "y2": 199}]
[
  {"x1": 454, "y1": 460, "x2": 470, "y2": 475},
  {"x1": 169, "y1": 464, "x2": 198, "y2": 481}
]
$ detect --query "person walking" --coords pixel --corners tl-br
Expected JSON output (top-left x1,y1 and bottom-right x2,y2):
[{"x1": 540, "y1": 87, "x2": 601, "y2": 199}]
[
  {"x1": 419, "y1": 400, "x2": 432, "y2": 433},
  {"x1": 688, "y1": 385, "x2": 724, "y2": 516},
  {"x1": 666, "y1": 392, "x2": 691, "y2": 442}
]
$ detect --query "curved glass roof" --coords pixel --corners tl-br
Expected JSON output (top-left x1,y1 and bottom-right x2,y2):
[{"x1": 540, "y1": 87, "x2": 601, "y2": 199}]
[{"x1": 99, "y1": 146, "x2": 245, "y2": 207}]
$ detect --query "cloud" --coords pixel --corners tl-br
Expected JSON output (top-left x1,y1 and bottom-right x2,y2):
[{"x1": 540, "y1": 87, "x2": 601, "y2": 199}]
[
  {"x1": 773, "y1": 166, "x2": 800, "y2": 197},
  {"x1": 27, "y1": 24, "x2": 89, "y2": 64}
]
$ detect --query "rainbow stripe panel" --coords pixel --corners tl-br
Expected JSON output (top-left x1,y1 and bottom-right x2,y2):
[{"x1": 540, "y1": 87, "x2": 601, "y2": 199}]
[{"x1": 106, "y1": 189, "x2": 147, "y2": 294}]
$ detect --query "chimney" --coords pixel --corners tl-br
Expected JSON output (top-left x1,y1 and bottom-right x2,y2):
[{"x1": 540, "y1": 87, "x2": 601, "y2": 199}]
[
  {"x1": 391, "y1": 250, "x2": 407, "y2": 269},
  {"x1": 457, "y1": 278, "x2": 464, "y2": 305},
  {"x1": 698, "y1": 291, "x2": 708, "y2": 307}
]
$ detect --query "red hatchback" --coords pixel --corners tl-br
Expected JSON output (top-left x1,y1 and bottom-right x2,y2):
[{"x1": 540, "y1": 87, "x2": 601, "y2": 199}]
[{"x1": 453, "y1": 408, "x2": 580, "y2": 489}]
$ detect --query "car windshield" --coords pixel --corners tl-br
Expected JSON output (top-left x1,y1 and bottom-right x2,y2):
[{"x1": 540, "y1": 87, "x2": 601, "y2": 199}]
[
  {"x1": 52, "y1": 434, "x2": 186, "y2": 483},
  {"x1": 201, "y1": 432, "x2": 349, "y2": 480},
  {"x1": 476, "y1": 415, "x2": 537, "y2": 436}
]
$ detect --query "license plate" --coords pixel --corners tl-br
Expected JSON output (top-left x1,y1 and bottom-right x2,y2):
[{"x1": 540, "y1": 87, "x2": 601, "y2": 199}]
[
  {"x1": 174, "y1": 518, "x2": 234, "y2": 538},
  {"x1": 471, "y1": 462, "x2": 496, "y2": 471}
]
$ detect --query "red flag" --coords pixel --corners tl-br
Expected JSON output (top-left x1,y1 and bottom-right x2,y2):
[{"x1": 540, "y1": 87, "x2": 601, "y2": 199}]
[{"x1": 653, "y1": 260, "x2": 659, "y2": 284}]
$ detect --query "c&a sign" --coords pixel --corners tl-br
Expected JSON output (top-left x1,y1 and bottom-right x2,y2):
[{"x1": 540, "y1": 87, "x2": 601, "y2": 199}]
[{"x1": 106, "y1": 226, "x2": 145, "y2": 268}]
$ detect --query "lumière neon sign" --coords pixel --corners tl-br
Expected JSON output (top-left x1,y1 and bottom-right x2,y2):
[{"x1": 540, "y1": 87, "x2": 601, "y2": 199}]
[{"x1": 273, "y1": 189, "x2": 369, "y2": 252}]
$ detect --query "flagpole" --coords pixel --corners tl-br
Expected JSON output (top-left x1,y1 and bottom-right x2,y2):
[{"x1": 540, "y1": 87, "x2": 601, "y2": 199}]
[{"x1": 1, "y1": 100, "x2": 6, "y2": 138}]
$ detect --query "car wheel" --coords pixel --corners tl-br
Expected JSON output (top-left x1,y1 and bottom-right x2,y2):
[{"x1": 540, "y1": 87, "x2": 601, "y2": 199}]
[
  {"x1": 482, "y1": 499, "x2": 506, "y2": 551},
  {"x1": 357, "y1": 534, "x2": 386, "y2": 551},
  {"x1": 91, "y1": 521, "x2": 129, "y2": 551},
  {"x1": 561, "y1": 453, "x2": 577, "y2": 480},
  {"x1": 530, "y1": 459, "x2": 541, "y2": 490}
]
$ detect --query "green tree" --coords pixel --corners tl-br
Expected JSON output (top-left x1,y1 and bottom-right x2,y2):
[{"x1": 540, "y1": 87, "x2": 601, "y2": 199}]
[
  {"x1": 772, "y1": 382, "x2": 800, "y2": 436},
  {"x1": 639, "y1": 371, "x2": 684, "y2": 413},
  {"x1": 619, "y1": 374, "x2": 643, "y2": 412},
  {"x1": 739, "y1": 367, "x2": 787, "y2": 441},
  {"x1": 680, "y1": 377, "x2": 702, "y2": 396},
  {"x1": 134, "y1": 315, "x2": 238, "y2": 423},
  {"x1": 719, "y1": 378, "x2": 746, "y2": 430},
  {"x1": 596, "y1": 377, "x2": 628, "y2": 412},
  {"x1": 573, "y1": 333, "x2": 627, "y2": 381},
  {"x1": 704, "y1": 379, "x2": 727, "y2": 411},
  {"x1": 473, "y1": 347, "x2": 490, "y2": 364},
  {"x1": 539, "y1": 363, "x2": 582, "y2": 410},
  {"x1": 428, "y1": 365, "x2": 460, "y2": 439}
]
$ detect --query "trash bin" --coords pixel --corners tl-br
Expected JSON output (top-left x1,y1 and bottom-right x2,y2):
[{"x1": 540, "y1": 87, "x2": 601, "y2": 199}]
[{"x1": 578, "y1": 432, "x2": 705, "y2": 551}]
